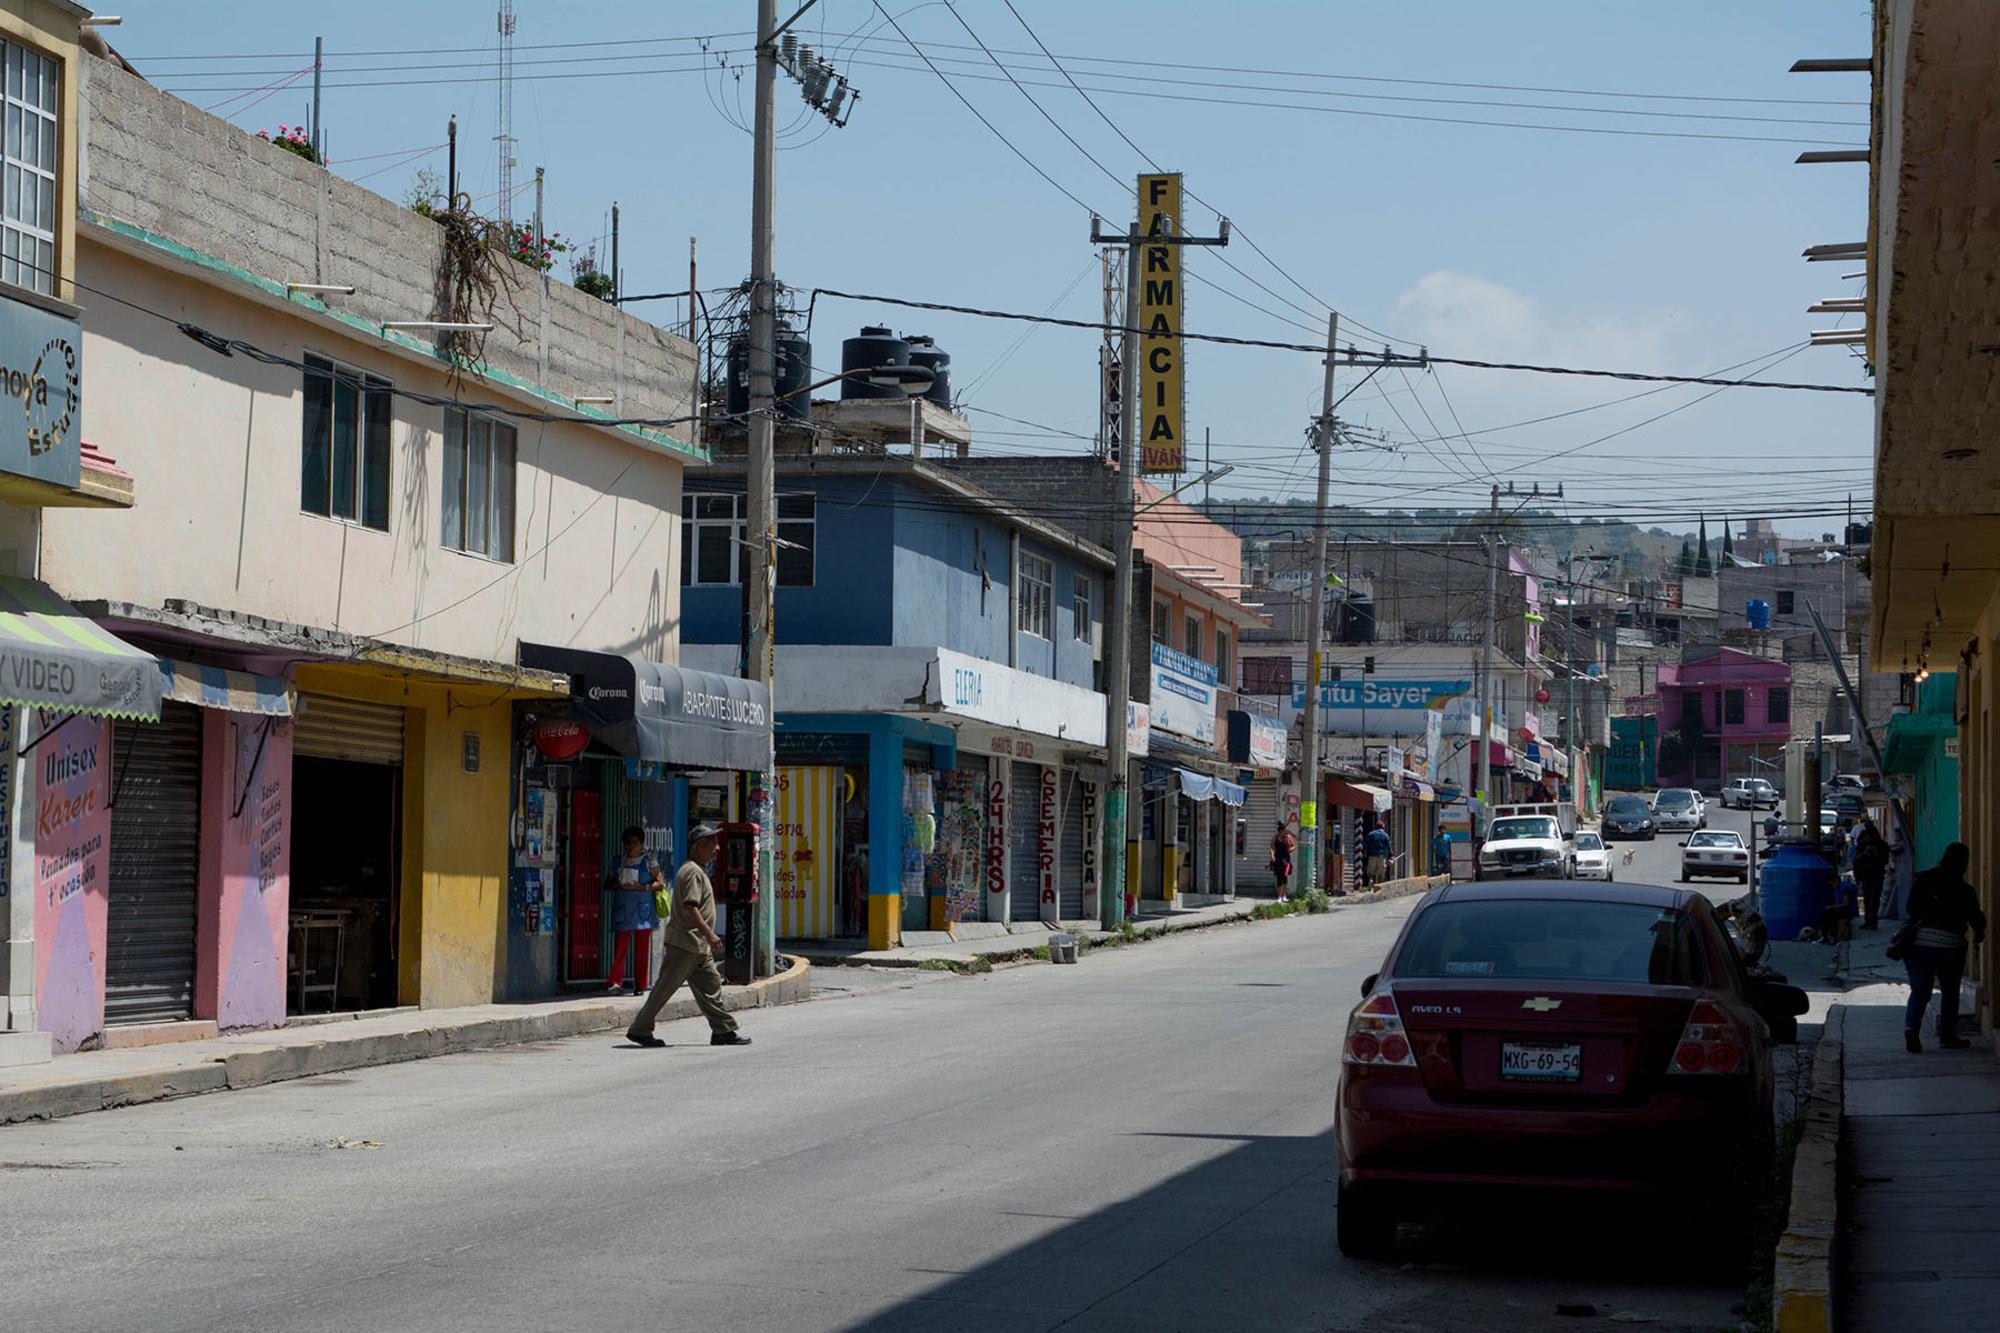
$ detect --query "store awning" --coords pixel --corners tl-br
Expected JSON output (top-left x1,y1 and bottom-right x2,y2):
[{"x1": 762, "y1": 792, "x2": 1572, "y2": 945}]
[
  {"x1": 158, "y1": 659, "x2": 294, "y2": 716},
  {"x1": 1882, "y1": 712, "x2": 1955, "y2": 773},
  {"x1": 1175, "y1": 767, "x2": 1246, "y2": 805},
  {"x1": 1327, "y1": 777, "x2": 1393, "y2": 813},
  {"x1": 519, "y1": 642, "x2": 771, "y2": 771},
  {"x1": 0, "y1": 576, "x2": 160, "y2": 720}
]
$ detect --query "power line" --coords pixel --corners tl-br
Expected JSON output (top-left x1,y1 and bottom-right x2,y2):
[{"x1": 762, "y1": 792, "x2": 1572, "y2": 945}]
[{"x1": 807, "y1": 287, "x2": 1875, "y2": 394}]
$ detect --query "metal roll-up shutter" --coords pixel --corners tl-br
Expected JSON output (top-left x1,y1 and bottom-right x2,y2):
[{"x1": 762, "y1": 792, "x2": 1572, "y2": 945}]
[
  {"x1": 106, "y1": 702, "x2": 204, "y2": 1025},
  {"x1": 1008, "y1": 760, "x2": 1043, "y2": 922},
  {"x1": 1059, "y1": 771, "x2": 1086, "y2": 920},
  {"x1": 1237, "y1": 778, "x2": 1280, "y2": 889},
  {"x1": 295, "y1": 693, "x2": 405, "y2": 765}
]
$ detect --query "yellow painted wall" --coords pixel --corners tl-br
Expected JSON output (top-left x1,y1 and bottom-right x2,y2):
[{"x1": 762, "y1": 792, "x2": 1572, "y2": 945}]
[{"x1": 294, "y1": 664, "x2": 516, "y2": 1010}]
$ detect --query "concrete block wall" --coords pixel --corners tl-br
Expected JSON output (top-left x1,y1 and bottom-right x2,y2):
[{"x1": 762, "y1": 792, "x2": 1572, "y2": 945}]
[{"x1": 76, "y1": 56, "x2": 695, "y2": 428}]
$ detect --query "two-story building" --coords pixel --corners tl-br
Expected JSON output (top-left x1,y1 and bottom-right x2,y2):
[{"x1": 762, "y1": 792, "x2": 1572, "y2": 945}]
[
  {"x1": 679, "y1": 458, "x2": 1120, "y2": 949},
  {"x1": 2, "y1": 49, "x2": 759, "y2": 1053},
  {"x1": 1655, "y1": 648, "x2": 1793, "y2": 788}
]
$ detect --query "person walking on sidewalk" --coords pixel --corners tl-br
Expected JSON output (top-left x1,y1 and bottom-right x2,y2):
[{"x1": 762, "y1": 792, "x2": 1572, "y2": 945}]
[
  {"x1": 1363, "y1": 820, "x2": 1391, "y2": 888},
  {"x1": 604, "y1": 826, "x2": 666, "y2": 994},
  {"x1": 1851, "y1": 814, "x2": 1890, "y2": 930},
  {"x1": 1269, "y1": 822, "x2": 1296, "y2": 901},
  {"x1": 1902, "y1": 842, "x2": 1986, "y2": 1053},
  {"x1": 627, "y1": 823, "x2": 751, "y2": 1049}
]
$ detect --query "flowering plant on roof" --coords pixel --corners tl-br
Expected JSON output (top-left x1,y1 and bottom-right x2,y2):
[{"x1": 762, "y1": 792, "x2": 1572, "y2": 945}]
[
  {"x1": 256, "y1": 124, "x2": 319, "y2": 164},
  {"x1": 503, "y1": 222, "x2": 570, "y2": 272}
]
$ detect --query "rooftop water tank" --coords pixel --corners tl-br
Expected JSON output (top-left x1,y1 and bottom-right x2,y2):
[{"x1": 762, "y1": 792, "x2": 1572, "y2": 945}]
[
  {"x1": 723, "y1": 324, "x2": 812, "y2": 423},
  {"x1": 904, "y1": 334, "x2": 952, "y2": 410},
  {"x1": 840, "y1": 325, "x2": 908, "y2": 399},
  {"x1": 1747, "y1": 599, "x2": 1773, "y2": 631}
]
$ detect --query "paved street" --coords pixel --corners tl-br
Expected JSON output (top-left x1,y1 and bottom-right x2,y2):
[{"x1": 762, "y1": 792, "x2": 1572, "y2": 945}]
[
  {"x1": 1595, "y1": 798, "x2": 1764, "y2": 903},
  {"x1": 0, "y1": 888, "x2": 1750, "y2": 1333}
]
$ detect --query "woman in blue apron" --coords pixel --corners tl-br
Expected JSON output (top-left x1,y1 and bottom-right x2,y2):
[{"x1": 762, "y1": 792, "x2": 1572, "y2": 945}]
[{"x1": 606, "y1": 825, "x2": 665, "y2": 993}]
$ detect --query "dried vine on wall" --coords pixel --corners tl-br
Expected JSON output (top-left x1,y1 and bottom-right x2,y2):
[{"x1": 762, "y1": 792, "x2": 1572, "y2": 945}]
[{"x1": 430, "y1": 194, "x2": 528, "y2": 380}]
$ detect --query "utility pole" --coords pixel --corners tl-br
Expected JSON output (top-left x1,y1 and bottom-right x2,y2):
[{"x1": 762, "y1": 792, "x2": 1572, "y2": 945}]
[
  {"x1": 532, "y1": 166, "x2": 544, "y2": 266},
  {"x1": 1298, "y1": 314, "x2": 1339, "y2": 898},
  {"x1": 311, "y1": 37, "x2": 323, "y2": 161},
  {"x1": 743, "y1": 0, "x2": 780, "y2": 971},
  {"x1": 1089, "y1": 204, "x2": 1232, "y2": 929},
  {"x1": 1478, "y1": 484, "x2": 1501, "y2": 833}
]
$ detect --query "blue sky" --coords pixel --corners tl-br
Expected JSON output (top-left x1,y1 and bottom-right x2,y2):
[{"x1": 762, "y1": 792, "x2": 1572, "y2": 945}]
[{"x1": 127, "y1": 2, "x2": 1874, "y2": 537}]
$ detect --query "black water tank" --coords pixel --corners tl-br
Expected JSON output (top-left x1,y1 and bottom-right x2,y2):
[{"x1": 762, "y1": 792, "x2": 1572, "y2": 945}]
[
  {"x1": 841, "y1": 325, "x2": 908, "y2": 399},
  {"x1": 905, "y1": 334, "x2": 952, "y2": 410},
  {"x1": 1339, "y1": 594, "x2": 1377, "y2": 645},
  {"x1": 725, "y1": 325, "x2": 812, "y2": 423}
]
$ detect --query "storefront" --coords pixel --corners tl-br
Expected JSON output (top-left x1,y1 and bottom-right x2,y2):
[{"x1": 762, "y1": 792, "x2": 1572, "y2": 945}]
[
  {"x1": 1227, "y1": 707, "x2": 1288, "y2": 894},
  {"x1": 1325, "y1": 774, "x2": 1393, "y2": 892},
  {"x1": 510, "y1": 644, "x2": 770, "y2": 999}
]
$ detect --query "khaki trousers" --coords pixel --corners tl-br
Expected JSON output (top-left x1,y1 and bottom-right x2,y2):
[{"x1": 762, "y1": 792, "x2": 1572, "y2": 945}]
[{"x1": 630, "y1": 944, "x2": 739, "y2": 1036}]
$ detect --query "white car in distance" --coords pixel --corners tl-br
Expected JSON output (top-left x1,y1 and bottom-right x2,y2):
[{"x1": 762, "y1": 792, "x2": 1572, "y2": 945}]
[
  {"x1": 1571, "y1": 830, "x2": 1613, "y2": 882},
  {"x1": 1681, "y1": 829, "x2": 1751, "y2": 885},
  {"x1": 1653, "y1": 788, "x2": 1706, "y2": 832}
]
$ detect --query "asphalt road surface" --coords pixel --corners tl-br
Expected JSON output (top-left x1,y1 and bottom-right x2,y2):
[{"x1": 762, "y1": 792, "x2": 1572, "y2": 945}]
[
  {"x1": 0, "y1": 881, "x2": 1754, "y2": 1333},
  {"x1": 1597, "y1": 794, "x2": 1765, "y2": 901}
]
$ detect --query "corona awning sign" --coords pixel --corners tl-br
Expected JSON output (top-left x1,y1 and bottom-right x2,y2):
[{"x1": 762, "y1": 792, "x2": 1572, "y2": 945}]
[{"x1": 1137, "y1": 172, "x2": 1184, "y2": 474}]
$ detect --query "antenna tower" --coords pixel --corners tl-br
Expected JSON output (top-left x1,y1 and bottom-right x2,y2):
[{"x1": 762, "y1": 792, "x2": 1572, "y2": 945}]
[{"x1": 495, "y1": 0, "x2": 517, "y2": 222}]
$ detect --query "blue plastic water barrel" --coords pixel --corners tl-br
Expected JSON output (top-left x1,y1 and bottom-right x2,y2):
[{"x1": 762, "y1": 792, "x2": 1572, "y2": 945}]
[
  {"x1": 1747, "y1": 599, "x2": 1772, "y2": 630},
  {"x1": 1760, "y1": 841, "x2": 1835, "y2": 941}
]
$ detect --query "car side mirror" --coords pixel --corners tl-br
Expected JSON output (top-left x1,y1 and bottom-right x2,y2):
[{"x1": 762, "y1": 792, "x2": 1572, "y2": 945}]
[
  {"x1": 1680, "y1": 838, "x2": 1690, "y2": 846},
  {"x1": 1752, "y1": 980, "x2": 1810, "y2": 1025},
  {"x1": 1360, "y1": 972, "x2": 1378, "y2": 998}
]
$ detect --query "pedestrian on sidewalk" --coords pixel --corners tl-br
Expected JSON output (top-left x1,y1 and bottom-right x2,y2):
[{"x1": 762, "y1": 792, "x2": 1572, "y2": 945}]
[
  {"x1": 1269, "y1": 822, "x2": 1296, "y2": 900},
  {"x1": 1901, "y1": 841, "x2": 1986, "y2": 1053},
  {"x1": 626, "y1": 822, "x2": 751, "y2": 1049},
  {"x1": 605, "y1": 826, "x2": 666, "y2": 993},
  {"x1": 1364, "y1": 820, "x2": 1391, "y2": 887},
  {"x1": 1851, "y1": 814, "x2": 1890, "y2": 930},
  {"x1": 1432, "y1": 827, "x2": 1451, "y2": 879}
]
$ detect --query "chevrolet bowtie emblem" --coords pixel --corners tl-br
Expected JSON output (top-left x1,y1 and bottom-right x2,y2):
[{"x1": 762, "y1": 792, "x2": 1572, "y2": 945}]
[{"x1": 1521, "y1": 997, "x2": 1563, "y2": 1012}]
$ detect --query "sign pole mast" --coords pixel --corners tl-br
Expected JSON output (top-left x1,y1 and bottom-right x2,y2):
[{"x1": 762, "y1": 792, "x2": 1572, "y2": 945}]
[{"x1": 1299, "y1": 314, "x2": 1338, "y2": 898}]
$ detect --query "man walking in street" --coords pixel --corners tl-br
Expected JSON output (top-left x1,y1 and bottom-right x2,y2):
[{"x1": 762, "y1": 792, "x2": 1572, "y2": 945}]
[
  {"x1": 1363, "y1": 819, "x2": 1391, "y2": 888},
  {"x1": 1851, "y1": 813, "x2": 1890, "y2": 930},
  {"x1": 627, "y1": 822, "x2": 752, "y2": 1049}
]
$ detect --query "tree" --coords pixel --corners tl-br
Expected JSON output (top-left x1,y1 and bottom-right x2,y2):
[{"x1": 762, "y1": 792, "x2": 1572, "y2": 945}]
[
  {"x1": 1678, "y1": 538, "x2": 1695, "y2": 577},
  {"x1": 1693, "y1": 515, "x2": 1713, "y2": 578},
  {"x1": 1721, "y1": 518, "x2": 1735, "y2": 562}
]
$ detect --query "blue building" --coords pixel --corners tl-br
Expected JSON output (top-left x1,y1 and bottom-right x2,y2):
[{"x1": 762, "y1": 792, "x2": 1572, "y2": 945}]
[
  {"x1": 680, "y1": 460, "x2": 1123, "y2": 948},
  {"x1": 1884, "y1": 672, "x2": 1960, "y2": 872}
]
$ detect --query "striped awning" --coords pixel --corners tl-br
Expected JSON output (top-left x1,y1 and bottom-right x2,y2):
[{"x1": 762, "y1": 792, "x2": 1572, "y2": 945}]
[
  {"x1": 0, "y1": 576, "x2": 160, "y2": 720},
  {"x1": 158, "y1": 659, "x2": 294, "y2": 716}
]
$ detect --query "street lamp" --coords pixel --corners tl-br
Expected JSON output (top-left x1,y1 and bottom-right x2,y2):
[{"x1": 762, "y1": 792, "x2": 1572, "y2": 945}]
[{"x1": 775, "y1": 363, "x2": 935, "y2": 404}]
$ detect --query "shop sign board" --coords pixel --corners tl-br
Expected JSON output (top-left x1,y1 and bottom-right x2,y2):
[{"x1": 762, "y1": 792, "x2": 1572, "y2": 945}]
[
  {"x1": 1137, "y1": 172, "x2": 1185, "y2": 474},
  {"x1": 1151, "y1": 642, "x2": 1218, "y2": 744},
  {"x1": 1292, "y1": 677, "x2": 1474, "y2": 737},
  {"x1": 1226, "y1": 708, "x2": 1287, "y2": 769},
  {"x1": 533, "y1": 718, "x2": 589, "y2": 761},
  {"x1": 0, "y1": 295, "x2": 80, "y2": 490},
  {"x1": 33, "y1": 712, "x2": 110, "y2": 1052},
  {"x1": 1037, "y1": 766, "x2": 1059, "y2": 920},
  {"x1": 984, "y1": 766, "x2": 1008, "y2": 921},
  {"x1": 1080, "y1": 781, "x2": 1099, "y2": 919},
  {"x1": 1128, "y1": 701, "x2": 1151, "y2": 759}
]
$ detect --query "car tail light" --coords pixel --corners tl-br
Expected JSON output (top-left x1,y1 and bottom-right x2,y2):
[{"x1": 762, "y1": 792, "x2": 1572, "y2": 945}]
[
  {"x1": 1344, "y1": 989, "x2": 1417, "y2": 1068},
  {"x1": 1670, "y1": 1000, "x2": 1746, "y2": 1076}
]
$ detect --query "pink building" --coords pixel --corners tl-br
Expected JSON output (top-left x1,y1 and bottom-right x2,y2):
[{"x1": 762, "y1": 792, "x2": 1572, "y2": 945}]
[{"x1": 1657, "y1": 648, "x2": 1793, "y2": 788}]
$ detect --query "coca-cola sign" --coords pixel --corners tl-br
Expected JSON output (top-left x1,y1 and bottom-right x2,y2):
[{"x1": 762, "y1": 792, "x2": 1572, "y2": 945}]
[{"x1": 532, "y1": 718, "x2": 589, "y2": 761}]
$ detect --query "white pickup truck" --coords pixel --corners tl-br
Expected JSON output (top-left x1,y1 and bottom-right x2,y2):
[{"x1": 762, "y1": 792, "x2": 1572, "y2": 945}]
[{"x1": 1474, "y1": 812, "x2": 1573, "y2": 881}]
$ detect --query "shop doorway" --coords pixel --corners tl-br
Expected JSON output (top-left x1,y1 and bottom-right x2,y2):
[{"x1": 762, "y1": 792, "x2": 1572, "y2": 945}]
[
  {"x1": 105, "y1": 702, "x2": 203, "y2": 1025},
  {"x1": 289, "y1": 756, "x2": 401, "y2": 1010}
]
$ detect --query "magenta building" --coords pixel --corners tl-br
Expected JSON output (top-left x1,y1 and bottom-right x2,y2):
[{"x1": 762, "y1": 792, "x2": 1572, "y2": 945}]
[{"x1": 1656, "y1": 648, "x2": 1793, "y2": 788}]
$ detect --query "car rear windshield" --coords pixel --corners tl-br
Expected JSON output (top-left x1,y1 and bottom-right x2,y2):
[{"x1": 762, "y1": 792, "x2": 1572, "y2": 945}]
[
  {"x1": 1656, "y1": 790, "x2": 1696, "y2": 808},
  {"x1": 1688, "y1": 832, "x2": 1742, "y2": 848},
  {"x1": 1394, "y1": 900, "x2": 1707, "y2": 987},
  {"x1": 1749, "y1": 780, "x2": 1773, "y2": 792},
  {"x1": 1607, "y1": 797, "x2": 1649, "y2": 815},
  {"x1": 1575, "y1": 833, "x2": 1603, "y2": 850},
  {"x1": 1488, "y1": 817, "x2": 1558, "y2": 842}
]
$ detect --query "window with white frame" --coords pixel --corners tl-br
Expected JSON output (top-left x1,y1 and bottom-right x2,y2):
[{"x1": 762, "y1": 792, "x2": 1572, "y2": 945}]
[
  {"x1": 1215, "y1": 626, "x2": 1232, "y2": 685},
  {"x1": 1184, "y1": 613, "x2": 1203, "y2": 659},
  {"x1": 442, "y1": 409, "x2": 517, "y2": 562},
  {"x1": 301, "y1": 353, "x2": 392, "y2": 530},
  {"x1": 1018, "y1": 552, "x2": 1053, "y2": 639},
  {"x1": 1072, "y1": 573, "x2": 1092, "y2": 644},
  {"x1": 1, "y1": 41, "x2": 57, "y2": 296},
  {"x1": 1152, "y1": 600, "x2": 1171, "y2": 643},
  {"x1": 680, "y1": 492, "x2": 815, "y2": 587}
]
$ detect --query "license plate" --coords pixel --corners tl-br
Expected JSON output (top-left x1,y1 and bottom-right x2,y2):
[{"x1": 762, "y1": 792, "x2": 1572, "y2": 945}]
[{"x1": 1500, "y1": 1040, "x2": 1582, "y2": 1082}]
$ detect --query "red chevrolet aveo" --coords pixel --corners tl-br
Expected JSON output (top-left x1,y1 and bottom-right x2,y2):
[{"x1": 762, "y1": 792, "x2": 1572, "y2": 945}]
[{"x1": 1335, "y1": 880, "x2": 1807, "y2": 1257}]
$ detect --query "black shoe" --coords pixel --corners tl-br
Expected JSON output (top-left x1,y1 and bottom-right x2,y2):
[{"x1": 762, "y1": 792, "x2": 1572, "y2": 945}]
[
  {"x1": 626, "y1": 1031, "x2": 666, "y2": 1048},
  {"x1": 1941, "y1": 1035, "x2": 1973, "y2": 1049},
  {"x1": 711, "y1": 1031, "x2": 752, "y2": 1047},
  {"x1": 1906, "y1": 1029, "x2": 1923, "y2": 1054}
]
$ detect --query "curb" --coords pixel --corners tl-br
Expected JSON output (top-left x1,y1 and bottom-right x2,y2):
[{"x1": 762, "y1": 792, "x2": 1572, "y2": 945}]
[
  {"x1": 1774, "y1": 1002, "x2": 1844, "y2": 1333},
  {"x1": 0, "y1": 956, "x2": 812, "y2": 1127}
]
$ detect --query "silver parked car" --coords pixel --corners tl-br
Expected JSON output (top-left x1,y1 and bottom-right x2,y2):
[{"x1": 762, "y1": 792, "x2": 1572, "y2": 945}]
[
  {"x1": 1653, "y1": 788, "x2": 1706, "y2": 832},
  {"x1": 1571, "y1": 830, "x2": 1613, "y2": 881}
]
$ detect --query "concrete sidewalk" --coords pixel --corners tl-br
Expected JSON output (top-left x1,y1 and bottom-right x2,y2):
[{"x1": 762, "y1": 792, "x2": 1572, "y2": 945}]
[
  {"x1": 1836, "y1": 928, "x2": 2000, "y2": 1331},
  {"x1": 792, "y1": 875, "x2": 1446, "y2": 969},
  {"x1": 0, "y1": 956, "x2": 811, "y2": 1128}
]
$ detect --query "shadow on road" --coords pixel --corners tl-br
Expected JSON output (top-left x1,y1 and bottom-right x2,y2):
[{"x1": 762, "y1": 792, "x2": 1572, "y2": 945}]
[{"x1": 837, "y1": 1126, "x2": 1743, "y2": 1332}]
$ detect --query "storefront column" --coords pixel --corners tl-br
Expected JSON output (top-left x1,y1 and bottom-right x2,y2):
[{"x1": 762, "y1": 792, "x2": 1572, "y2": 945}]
[
  {"x1": 866, "y1": 722, "x2": 905, "y2": 950},
  {"x1": 195, "y1": 711, "x2": 292, "y2": 1031},
  {"x1": 0, "y1": 705, "x2": 44, "y2": 1060},
  {"x1": 1160, "y1": 794, "x2": 1182, "y2": 908},
  {"x1": 1123, "y1": 759, "x2": 1142, "y2": 917}
]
